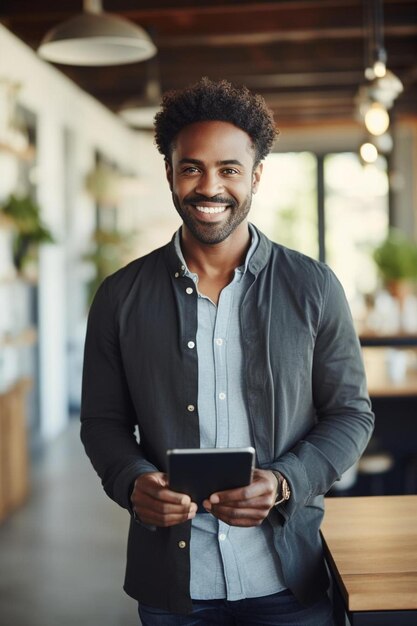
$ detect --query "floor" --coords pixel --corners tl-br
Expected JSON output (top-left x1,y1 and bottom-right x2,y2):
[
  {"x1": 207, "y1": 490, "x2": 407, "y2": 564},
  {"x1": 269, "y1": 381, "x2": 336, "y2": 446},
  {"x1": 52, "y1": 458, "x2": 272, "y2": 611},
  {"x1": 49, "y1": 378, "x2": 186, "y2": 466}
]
[{"x1": 0, "y1": 418, "x2": 139, "y2": 626}]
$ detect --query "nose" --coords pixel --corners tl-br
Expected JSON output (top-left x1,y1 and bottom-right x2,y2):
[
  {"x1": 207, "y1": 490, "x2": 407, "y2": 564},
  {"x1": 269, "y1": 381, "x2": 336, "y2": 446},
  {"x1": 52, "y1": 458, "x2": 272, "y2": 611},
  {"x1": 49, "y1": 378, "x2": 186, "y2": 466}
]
[{"x1": 195, "y1": 170, "x2": 223, "y2": 198}]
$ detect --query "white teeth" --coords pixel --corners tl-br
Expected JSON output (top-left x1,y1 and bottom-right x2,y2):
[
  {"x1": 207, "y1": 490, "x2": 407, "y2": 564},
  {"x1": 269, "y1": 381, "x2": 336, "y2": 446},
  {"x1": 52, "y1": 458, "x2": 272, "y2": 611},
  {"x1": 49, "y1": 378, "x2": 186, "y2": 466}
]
[{"x1": 195, "y1": 205, "x2": 227, "y2": 214}]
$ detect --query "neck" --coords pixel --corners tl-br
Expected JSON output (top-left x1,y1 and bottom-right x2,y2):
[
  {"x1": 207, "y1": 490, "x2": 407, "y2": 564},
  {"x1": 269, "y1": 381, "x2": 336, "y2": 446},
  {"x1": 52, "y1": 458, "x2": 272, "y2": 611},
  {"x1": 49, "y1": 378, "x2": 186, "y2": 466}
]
[{"x1": 181, "y1": 221, "x2": 251, "y2": 277}]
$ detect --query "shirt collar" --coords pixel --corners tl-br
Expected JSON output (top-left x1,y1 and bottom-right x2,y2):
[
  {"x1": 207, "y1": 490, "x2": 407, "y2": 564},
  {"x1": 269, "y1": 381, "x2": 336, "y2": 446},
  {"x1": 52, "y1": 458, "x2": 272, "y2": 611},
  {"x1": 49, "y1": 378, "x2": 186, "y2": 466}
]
[{"x1": 173, "y1": 224, "x2": 259, "y2": 280}]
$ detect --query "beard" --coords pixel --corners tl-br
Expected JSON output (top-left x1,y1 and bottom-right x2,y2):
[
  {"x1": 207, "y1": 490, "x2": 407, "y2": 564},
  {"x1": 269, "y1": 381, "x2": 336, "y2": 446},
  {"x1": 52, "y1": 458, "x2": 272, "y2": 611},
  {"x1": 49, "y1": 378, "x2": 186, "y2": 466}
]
[{"x1": 171, "y1": 191, "x2": 253, "y2": 245}]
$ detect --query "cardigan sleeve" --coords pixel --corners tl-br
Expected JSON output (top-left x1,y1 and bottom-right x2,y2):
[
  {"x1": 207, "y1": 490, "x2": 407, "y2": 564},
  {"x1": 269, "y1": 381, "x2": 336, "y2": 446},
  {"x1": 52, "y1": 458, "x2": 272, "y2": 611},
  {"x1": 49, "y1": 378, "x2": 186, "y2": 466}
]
[
  {"x1": 80, "y1": 278, "x2": 158, "y2": 511},
  {"x1": 270, "y1": 268, "x2": 374, "y2": 520}
]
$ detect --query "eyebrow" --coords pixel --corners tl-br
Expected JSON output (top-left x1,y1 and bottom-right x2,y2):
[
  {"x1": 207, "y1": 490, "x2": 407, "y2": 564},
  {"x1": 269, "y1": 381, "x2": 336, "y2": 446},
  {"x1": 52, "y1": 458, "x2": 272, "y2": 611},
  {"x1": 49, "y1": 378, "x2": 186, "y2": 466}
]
[{"x1": 178, "y1": 158, "x2": 244, "y2": 167}]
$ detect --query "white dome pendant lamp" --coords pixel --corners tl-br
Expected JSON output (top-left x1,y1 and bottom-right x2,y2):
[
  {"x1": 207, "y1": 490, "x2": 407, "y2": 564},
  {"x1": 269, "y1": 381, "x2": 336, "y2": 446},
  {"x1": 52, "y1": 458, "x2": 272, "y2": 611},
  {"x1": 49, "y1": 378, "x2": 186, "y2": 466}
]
[{"x1": 38, "y1": 0, "x2": 156, "y2": 66}]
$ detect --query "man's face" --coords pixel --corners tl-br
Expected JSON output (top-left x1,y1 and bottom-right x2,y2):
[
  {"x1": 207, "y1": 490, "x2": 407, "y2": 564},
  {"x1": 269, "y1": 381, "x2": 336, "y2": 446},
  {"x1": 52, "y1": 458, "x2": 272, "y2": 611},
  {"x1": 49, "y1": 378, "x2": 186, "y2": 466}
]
[{"x1": 166, "y1": 121, "x2": 262, "y2": 245}]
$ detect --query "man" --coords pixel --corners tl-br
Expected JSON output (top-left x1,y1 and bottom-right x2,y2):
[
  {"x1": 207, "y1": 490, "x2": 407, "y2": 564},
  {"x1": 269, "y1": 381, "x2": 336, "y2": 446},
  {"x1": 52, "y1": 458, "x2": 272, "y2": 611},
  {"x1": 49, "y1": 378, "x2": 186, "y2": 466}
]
[{"x1": 81, "y1": 78, "x2": 374, "y2": 625}]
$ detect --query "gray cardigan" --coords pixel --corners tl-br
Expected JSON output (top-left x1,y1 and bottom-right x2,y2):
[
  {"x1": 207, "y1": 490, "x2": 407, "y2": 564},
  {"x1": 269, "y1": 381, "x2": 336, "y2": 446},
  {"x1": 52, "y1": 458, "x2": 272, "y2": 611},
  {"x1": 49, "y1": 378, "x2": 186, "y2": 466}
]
[{"x1": 80, "y1": 226, "x2": 374, "y2": 614}]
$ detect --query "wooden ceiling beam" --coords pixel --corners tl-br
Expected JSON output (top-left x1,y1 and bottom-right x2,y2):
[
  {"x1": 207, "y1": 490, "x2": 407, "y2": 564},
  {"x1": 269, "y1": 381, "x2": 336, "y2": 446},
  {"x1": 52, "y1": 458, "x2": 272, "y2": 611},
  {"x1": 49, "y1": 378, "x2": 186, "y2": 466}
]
[
  {"x1": 2, "y1": 1, "x2": 416, "y2": 40},
  {"x1": 232, "y1": 71, "x2": 364, "y2": 89},
  {"x1": 3, "y1": 0, "x2": 415, "y2": 16},
  {"x1": 1, "y1": 1, "x2": 361, "y2": 21},
  {"x1": 5, "y1": 23, "x2": 417, "y2": 53},
  {"x1": 157, "y1": 25, "x2": 417, "y2": 48},
  {"x1": 94, "y1": 86, "x2": 356, "y2": 108}
]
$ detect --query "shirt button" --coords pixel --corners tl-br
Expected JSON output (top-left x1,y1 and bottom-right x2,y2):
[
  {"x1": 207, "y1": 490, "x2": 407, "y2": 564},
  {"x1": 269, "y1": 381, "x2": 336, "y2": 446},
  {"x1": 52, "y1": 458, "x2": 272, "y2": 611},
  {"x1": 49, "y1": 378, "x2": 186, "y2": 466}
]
[
  {"x1": 219, "y1": 533, "x2": 226, "y2": 541},
  {"x1": 178, "y1": 540, "x2": 187, "y2": 549},
  {"x1": 186, "y1": 287, "x2": 193, "y2": 295},
  {"x1": 187, "y1": 405, "x2": 195, "y2": 412},
  {"x1": 174, "y1": 272, "x2": 179, "y2": 278},
  {"x1": 215, "y1": 338, "x2": 223, "y2": 346},
  {"x1": 181, "y1": 265, "x2": 185, "y2": 271},
  {"x1": 187, "y1": 341, "x2": 195, "y2": 349},
  {"x1": 219, "y1": 392, "x2": 226, "y2": 400}
]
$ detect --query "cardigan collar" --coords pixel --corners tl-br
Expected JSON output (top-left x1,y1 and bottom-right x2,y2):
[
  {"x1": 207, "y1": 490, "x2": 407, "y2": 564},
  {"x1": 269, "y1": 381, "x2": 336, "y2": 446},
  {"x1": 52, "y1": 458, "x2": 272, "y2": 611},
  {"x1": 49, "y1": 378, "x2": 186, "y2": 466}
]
[{"x1": 164, "y1": 223, "x2": 272, "y2": 279}]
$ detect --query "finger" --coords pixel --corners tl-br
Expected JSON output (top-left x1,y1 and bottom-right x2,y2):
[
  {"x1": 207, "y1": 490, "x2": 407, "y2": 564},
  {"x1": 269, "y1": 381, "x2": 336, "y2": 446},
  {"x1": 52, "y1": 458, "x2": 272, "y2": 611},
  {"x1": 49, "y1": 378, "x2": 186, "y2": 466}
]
[
  {"x1": 211, "y1": 495, "x2": 275, "y2": 510},
  {"x1": 133, "y1": 492, "x2": 193, "y2": 516},
  {"x1": 203, "y1": 496, "x2": 269, "y2": 512},
  {"x1": 138, "y1": 506, "x2": 196, "y2": 523},
  {"x1": 209, "y1": 481, "x2": 272, "y2": 505},
  {"x1": 158, "y1": 488, "x2": 193, "y2": 506},
  {"x1": 211, "y1": 507, "x2": 267, "y2": 527},
  {"x1": 138, "y1": 483, "x2": 192, "y2": 506},
  {"x1": 137, "y1": 508, "x2": 196, "y2": 527},
  {"x1": 209, "y1": 469, "x2": 277, "y2": 505},
  {"x1": 134, "y1": 500, "x2": 198, "y2": 526}
]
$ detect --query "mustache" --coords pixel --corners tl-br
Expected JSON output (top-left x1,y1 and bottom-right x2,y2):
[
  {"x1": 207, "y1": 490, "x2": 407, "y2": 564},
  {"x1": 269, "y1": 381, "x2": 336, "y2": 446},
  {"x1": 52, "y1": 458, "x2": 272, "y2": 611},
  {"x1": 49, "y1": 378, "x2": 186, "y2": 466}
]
[{"x1": 184, "y1": 194, "x2": 237, "y2": 208}]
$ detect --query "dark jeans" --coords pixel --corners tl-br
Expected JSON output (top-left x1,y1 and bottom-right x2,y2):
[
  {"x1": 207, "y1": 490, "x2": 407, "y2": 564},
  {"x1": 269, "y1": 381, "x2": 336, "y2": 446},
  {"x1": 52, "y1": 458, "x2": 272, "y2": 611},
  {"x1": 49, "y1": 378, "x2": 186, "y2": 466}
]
[{"x1": 138, "y1": 589, "x2": 335, "y2": 626}]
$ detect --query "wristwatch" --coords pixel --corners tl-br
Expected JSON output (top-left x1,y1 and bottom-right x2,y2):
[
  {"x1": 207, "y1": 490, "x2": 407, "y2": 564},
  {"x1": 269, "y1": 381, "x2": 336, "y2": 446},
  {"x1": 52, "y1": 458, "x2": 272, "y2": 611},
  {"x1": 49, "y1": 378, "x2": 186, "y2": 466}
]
[{"x1": 273, "y1": 472, "x2": 291, "y2": 506}]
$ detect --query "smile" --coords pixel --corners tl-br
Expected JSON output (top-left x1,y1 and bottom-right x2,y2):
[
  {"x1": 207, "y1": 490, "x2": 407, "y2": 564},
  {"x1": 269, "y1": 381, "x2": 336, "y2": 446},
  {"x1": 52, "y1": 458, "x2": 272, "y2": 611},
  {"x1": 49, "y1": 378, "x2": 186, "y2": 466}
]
[{"x1": 195, "y1": 205, "x2": 228, "y2": 214}]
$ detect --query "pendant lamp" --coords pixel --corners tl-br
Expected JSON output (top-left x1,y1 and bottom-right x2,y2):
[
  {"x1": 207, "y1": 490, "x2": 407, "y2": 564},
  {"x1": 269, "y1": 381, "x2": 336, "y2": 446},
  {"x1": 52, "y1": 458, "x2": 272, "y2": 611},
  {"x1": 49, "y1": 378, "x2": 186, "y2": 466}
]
[
  {"x1": 119, "y1": 57, "x2": 161, "y2": 129},
  {"x1": 38, "y1": 0, "x2": 156, "y2": 66},
  {"x1": 119, "y1": 79, "x2": 161, "y2": 129}
]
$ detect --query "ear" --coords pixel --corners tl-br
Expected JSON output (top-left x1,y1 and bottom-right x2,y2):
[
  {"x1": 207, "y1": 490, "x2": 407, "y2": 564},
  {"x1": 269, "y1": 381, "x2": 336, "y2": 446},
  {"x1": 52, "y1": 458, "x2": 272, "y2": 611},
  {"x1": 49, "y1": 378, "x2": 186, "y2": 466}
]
[
  {"x1": 252, "y1": 162, "x2": 263, "y2": 194},
  {"x1": 165, "y1": 159, "x2": 173, "y2": 191}
]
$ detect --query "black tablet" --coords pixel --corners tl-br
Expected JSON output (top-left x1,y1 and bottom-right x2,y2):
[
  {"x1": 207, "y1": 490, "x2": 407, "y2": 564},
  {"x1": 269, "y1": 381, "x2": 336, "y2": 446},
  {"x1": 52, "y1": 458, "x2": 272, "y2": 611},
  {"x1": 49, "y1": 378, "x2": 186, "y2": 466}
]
[{"x1": 167, "y1": 447, "x2": 255, "y2": 508}]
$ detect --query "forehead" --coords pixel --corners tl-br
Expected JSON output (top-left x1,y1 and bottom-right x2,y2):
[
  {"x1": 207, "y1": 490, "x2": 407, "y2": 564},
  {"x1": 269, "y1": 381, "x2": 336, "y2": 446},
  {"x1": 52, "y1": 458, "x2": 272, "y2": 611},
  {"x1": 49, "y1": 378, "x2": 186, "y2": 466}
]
[{"x1": 171, "y1": 120, "x2": 255, "y2": 163}]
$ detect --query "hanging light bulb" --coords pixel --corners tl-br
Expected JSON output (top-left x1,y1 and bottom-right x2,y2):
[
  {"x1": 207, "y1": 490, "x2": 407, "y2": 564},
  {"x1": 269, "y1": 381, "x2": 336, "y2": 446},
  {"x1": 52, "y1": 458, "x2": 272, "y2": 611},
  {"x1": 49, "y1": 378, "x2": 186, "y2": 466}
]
[
  {"x1": 364, "y1": 102, "x2": 389, "y2": 135},
  {"x1": 373, "y1": 60, "x2": 386, "y2": 78},
  {"x1": 360, "y1": 142, "x2": 378, "y2": 163},
  {"x1": 369, "y1": 70, "x2": 403, "y2": 109},
  {"x1": 365, "y1": 58, "x2": 387, "y2": 81}
]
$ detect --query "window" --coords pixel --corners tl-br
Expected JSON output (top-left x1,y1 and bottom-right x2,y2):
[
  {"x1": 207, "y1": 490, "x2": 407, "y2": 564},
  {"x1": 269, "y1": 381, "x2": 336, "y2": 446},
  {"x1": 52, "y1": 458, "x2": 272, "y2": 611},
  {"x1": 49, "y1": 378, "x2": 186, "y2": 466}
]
[
  {"x1": 251, "y1": 152, "x2": 318, "y2": 260},
  {"x1": 324, "y1": 153, "x2": 389, "y2": 300},
  {"x1": 251, "y1": 151, "x2": 389, "y2": 303}
]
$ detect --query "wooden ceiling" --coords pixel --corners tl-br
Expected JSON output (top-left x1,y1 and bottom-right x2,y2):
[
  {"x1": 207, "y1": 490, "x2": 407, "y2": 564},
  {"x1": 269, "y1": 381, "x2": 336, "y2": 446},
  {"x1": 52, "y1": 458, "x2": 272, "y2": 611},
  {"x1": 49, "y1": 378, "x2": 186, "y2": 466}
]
[{"x1": 1, "y1": 0, "x2": 416, "y2": 126}]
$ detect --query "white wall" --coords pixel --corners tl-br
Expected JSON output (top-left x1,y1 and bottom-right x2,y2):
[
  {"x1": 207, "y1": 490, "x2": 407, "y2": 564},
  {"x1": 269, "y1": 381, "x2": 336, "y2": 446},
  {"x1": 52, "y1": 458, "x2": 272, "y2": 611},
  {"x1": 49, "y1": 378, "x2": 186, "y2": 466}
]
[
  {"x1": 0, "y1": 25, "x2": 169, "y2": 439},
  {"x1": 122, "y1": 131, "x2": 179, "y2": 257}
]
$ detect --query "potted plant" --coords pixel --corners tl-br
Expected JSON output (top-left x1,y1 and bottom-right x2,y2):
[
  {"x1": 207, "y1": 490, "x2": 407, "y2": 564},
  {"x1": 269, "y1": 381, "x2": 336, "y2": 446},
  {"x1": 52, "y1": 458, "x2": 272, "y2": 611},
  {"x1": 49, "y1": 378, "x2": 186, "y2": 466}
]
[
  {"x1": 373, "y1": 229, "x2": 417, "y2": 300},
  {"x1": 0, "y1": 194, "x2": 54, "y2": 273},
  {"x1": 83, "y1": 228, "x2": 136, "y2": 304}
]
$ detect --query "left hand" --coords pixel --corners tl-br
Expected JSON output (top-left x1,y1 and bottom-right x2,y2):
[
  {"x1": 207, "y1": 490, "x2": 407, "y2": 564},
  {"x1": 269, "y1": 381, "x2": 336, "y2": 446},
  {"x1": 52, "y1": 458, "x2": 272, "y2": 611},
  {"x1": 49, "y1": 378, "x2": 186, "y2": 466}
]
[{"x1": 203, "y1": 469, "x2": 278, "y2": 527}]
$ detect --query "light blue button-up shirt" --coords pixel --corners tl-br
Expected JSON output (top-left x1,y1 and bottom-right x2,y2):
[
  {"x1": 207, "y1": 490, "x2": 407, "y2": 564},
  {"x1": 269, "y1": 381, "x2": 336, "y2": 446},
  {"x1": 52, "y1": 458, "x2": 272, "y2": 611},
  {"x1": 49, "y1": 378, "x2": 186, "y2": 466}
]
[{"x1": 174, "y1": 225, "x2": 286, "y2": 601}]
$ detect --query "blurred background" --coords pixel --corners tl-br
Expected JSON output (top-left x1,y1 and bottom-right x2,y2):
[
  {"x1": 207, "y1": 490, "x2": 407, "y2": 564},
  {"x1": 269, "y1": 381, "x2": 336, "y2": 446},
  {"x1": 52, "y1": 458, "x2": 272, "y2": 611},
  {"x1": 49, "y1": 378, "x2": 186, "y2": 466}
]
[{"x1": 0, "y1": 1, "x2": 416, "y2": 624}]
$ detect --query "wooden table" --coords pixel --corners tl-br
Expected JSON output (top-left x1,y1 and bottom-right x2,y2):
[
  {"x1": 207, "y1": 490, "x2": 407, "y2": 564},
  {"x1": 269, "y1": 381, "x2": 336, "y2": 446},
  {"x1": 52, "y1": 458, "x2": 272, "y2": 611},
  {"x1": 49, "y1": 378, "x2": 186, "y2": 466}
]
[{"x1": 321, "y1": 496, "x2": 417, "y2": 625}]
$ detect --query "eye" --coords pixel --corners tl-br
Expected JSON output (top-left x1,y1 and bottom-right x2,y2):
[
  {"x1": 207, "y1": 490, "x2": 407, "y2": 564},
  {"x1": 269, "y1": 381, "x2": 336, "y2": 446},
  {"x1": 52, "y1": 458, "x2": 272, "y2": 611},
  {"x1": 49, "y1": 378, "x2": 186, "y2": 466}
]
[
  {"x1": 181, "y1": 166, "x2": 200, "y2": 175},
  {"x1": 221, "y1": 168, "x2": 239, "y2": 176}
]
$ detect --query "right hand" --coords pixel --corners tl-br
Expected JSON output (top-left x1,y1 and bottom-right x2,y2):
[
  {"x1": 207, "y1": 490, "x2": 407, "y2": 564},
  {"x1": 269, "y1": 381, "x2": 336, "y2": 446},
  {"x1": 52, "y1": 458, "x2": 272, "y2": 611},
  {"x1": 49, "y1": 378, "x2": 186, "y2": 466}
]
[{"x1": 131, "y1": 472, "x2": 197, "y2": 527}]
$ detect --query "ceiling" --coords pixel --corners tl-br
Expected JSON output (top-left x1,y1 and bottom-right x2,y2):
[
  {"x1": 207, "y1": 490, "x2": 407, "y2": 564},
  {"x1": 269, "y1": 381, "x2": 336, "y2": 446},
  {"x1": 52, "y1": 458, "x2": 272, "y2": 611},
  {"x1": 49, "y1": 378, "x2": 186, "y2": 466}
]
[{"x1": 1, "y1": 0, "x2": 417, "y2": 127}]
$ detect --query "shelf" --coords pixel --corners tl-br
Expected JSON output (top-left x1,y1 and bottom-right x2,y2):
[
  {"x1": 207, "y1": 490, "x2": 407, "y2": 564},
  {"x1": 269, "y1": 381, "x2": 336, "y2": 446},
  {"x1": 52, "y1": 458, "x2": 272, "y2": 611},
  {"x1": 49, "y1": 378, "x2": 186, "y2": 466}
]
[
  {"x1": 0, "y1": 274, "x2": 37, "y2": 286},
  {"x1": 0, "y1": 142, "x2": 35, "y2": 161},
  {"x1": 0, "y1": 377, "x2": 31, "y2": 521},
  {"x1": 360, "y1": 334, "x2": 417, "y2": 348},
  {"x1": 0, "y1": 274, "x2": 18, "y2": 285},
  {"x1": 363, "y1": 347, "x2": 417, "y2": 398},
  {"x1": 0, "y1": 327, "x2": 37, "y2": 349}
]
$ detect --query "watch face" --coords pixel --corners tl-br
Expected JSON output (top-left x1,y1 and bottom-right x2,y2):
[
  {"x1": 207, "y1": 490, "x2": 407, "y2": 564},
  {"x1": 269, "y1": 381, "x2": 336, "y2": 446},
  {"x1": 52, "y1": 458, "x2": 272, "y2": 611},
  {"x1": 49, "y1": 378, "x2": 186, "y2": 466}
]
[
  {"x1": 282, "y1": 479, "x2": 290, "y2": 500},
  {"x1": 274, "y1": 476, "x2": 290, "y2": 506}
]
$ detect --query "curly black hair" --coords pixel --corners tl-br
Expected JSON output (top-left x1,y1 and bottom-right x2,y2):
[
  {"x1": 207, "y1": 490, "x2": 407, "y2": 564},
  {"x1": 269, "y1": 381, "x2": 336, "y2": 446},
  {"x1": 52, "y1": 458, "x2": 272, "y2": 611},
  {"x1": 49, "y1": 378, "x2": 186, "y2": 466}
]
[{"x1": 154, "y1": 77, "x2": 278, "y2": 164}]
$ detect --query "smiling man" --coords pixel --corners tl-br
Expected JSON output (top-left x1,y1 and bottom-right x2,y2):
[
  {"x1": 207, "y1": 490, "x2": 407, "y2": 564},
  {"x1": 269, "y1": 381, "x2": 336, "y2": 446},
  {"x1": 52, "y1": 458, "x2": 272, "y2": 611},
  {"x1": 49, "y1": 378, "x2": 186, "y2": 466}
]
[
  {"x1": 168, "y1": 120, "x2": 260, "y2": 246},
  {"x1": 80, "y1": 78, "x2": 374, "y2": 626}
]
